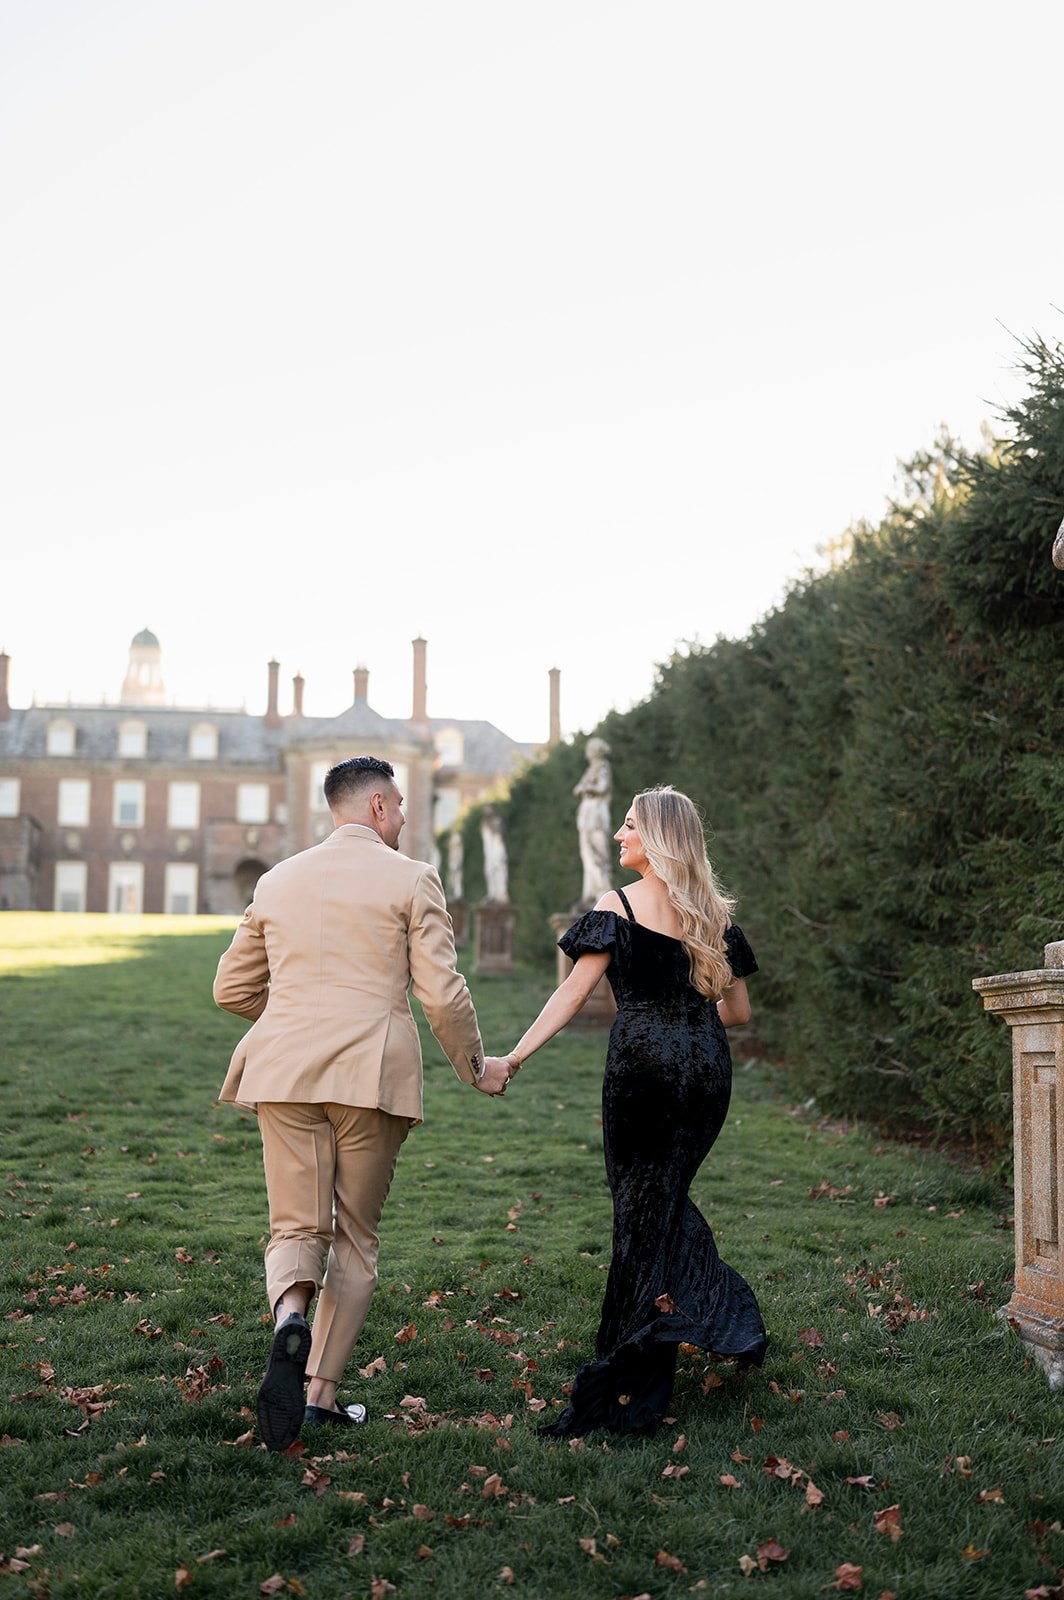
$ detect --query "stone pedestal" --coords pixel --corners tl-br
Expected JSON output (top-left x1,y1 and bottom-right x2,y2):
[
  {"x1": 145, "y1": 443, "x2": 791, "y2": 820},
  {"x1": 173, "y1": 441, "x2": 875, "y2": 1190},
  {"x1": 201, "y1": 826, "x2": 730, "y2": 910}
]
[
  {"x1": 473, "y1": 902, "x2": 516, "y2": 973},
  {"x1": 549, "y1": 912, "x2": 616, "y2": 1030},
  {"x1": 448, "y1": 898, "x2": 469, "y2": 947},
  {"x1": 973, "y1": 942, "x2": 1064, "y2": 1388}
]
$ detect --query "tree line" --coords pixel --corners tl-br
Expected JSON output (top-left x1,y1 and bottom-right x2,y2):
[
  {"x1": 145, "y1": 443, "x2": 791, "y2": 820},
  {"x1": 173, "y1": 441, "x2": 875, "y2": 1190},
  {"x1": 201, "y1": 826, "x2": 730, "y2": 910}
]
[{"x1": 454, "y1": 334, "x2": 1064, "y2": 1154}]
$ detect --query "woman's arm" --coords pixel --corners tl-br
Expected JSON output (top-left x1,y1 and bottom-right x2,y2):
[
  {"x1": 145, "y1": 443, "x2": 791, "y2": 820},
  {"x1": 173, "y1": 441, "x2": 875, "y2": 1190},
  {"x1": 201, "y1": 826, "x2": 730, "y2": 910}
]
[
  {"x1": 502, "y1": 951, "x2": 612, "y2": 1068},
  {"x1": 717, "y1": 976, "x2": 751, "y2": 1029}
]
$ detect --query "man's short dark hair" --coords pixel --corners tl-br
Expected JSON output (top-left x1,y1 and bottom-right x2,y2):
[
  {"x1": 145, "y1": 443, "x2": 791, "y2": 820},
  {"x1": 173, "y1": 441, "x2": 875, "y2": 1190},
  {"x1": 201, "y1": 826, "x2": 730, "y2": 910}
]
[{"x1": 324, "y1": 756, "x2": 396, "y2": 810}]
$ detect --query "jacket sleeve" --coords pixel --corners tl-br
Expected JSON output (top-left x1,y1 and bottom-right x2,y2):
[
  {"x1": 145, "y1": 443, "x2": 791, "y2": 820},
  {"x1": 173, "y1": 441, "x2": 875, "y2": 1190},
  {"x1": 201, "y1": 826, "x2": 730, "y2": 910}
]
[
  {"x1": 213, "y1": 902, "x2": 271, "y2": 1022},
  {"x1": 407, "y1": 865, "x2": 483, "y2": 1084}
]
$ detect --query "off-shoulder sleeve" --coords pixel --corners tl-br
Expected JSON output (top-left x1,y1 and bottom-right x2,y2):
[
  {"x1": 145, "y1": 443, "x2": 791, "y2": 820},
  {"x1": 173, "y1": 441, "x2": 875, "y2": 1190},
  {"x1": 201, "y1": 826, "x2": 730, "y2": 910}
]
[
  {"x1": 724, "y1": 921, "x2": 758, "y2": 978},
  {"x1": 558, "y1": 909, "x2": 621, "y2": 962}
]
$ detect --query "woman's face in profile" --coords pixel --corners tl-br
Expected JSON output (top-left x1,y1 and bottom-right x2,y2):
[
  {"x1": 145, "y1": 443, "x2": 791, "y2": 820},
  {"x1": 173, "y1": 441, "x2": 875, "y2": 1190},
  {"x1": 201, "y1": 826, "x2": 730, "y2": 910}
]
[{"x1": 615, "y1": 805, "x2": 648, "y2": 874}]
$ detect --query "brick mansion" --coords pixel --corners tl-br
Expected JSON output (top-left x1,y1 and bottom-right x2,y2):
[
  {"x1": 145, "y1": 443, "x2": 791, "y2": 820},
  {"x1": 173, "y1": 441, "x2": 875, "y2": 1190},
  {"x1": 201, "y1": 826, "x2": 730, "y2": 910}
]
[{"x1": 0, "y1": 630, "x2": 561, "y2": 915}]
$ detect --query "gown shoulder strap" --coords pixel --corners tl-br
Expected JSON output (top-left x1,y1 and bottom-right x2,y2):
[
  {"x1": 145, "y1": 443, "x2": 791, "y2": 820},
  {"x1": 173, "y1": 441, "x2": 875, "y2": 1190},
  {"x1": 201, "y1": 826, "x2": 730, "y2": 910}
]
[{"x1": 614, "y1": 886, "x2": 637, "y2": 922}]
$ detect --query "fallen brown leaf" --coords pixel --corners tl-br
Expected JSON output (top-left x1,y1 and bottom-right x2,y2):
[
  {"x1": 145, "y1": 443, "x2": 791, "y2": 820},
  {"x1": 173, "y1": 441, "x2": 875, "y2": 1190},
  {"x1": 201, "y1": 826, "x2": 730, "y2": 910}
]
[
  {"x1": 655, "y1": 1549, "x2": 686, "y2": 1574},
  {"x1": 832, "y1": 1562, "x2": 863, "y2": 1591},
  {"x1": 873, "y1": 1504, "x2": 903, "y2": 1542}
]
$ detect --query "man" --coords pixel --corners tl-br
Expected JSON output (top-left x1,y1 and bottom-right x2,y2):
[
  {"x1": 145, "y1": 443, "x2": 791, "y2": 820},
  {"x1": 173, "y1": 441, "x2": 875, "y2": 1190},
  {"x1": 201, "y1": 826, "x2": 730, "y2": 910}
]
[{"x1": 214, "y1": 755, "x2": 509, "y2": 1452}]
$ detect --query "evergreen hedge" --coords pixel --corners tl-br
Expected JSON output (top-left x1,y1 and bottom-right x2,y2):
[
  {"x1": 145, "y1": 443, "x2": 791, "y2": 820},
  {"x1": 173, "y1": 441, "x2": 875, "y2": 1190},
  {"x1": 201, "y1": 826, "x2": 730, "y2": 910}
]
[{"x1": 463, "y1": 334, "x2": 1064, "y2": 1154}]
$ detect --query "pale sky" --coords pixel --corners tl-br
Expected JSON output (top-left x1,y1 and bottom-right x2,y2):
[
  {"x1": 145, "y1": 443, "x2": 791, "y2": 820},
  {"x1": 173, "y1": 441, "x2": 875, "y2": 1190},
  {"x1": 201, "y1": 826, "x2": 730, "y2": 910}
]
[{"x1": 3, "y1": 1, "x2": 1062, "y2": 744}]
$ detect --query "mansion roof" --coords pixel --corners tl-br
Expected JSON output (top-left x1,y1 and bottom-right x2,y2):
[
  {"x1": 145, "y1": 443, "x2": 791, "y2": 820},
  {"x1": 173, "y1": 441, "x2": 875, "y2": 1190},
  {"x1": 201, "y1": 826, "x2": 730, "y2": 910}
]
[{"x1": 0, "y1": 701, "x2": 534, "y2": 777}]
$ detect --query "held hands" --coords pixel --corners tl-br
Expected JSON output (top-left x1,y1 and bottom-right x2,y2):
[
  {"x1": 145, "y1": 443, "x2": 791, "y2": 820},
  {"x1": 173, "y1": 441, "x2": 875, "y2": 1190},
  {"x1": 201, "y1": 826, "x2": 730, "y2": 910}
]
[
  {"x1": 475, "y1": 1056, "x2": 512, "y2": 1096},
  {"x1": 475, "y1": 1055, "x2": 522, "y2": 1097}
]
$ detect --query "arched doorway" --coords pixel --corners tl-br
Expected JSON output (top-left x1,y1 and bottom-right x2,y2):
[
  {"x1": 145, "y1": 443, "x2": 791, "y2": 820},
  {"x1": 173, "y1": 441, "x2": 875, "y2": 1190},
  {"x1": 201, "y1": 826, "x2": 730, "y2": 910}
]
[{"x1": 234, "y1": 858, "x2": 268, "y2": 907}]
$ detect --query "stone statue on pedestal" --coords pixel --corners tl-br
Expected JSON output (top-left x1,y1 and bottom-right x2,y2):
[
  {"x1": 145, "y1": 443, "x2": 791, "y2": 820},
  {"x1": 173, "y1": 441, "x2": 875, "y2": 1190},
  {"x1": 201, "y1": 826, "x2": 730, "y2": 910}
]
[
  {"x1": 480, "y1": 805, "x2": 508, "y2": 904},
  {"x1": 574, "y1": 736, "x2": 613, "y2": 909}
]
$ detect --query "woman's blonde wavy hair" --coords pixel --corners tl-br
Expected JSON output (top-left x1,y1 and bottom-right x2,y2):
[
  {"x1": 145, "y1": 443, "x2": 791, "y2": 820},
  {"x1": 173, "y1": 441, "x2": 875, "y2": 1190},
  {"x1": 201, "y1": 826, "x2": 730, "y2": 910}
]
[{"x1": 631, "y1": 785, "x2": 736, "y2": 999}]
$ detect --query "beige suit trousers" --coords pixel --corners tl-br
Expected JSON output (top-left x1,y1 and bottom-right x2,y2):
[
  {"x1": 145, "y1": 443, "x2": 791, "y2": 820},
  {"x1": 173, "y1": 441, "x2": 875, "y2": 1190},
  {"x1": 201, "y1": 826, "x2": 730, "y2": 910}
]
[{"x1": 258, "y1": 1102, "x2": 409, "y2": 1384}]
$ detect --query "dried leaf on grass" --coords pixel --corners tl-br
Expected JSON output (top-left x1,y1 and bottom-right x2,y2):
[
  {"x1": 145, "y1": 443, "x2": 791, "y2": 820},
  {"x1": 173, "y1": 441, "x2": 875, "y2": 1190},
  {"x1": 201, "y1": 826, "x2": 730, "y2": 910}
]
[{"x1": 873, "y1": 1504, "x2": 903, "y2": 1542}]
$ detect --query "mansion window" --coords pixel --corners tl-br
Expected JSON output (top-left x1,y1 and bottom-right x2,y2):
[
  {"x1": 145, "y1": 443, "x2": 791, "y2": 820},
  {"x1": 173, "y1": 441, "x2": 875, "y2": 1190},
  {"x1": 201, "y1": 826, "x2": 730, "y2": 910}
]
[
  {"x1": 434, "y1": 727, "x2": 464, "y2": 768},
  {"x1": 167, "y1": 782, "x2": 200, "y2": 828},
  {"x1": 108, "y1": 861, "x2": 143, "y2": 914},
  {"x1": 164, "y1": 863, "x2": 198, "y2": 915},
  {"x1": 118, "y1": 720, "x2": 147, "y2": 757},
  {"x1": 47, "y1": 719, "x2": 76, "y2": 756},
  {"x1": 113, "y1": 780, "x2": 145, "y2": 828},
  {"x1": 236, "y1": 783, "x2": 270, "y2": 824},
  {"x1": 0, "y1": 778, "x2": 20, "y2": 817},
  {"x1": 54, "y1": 861, "x2": 87, "y2": 913},
  {"x1": 189, "y1": 723, "x2": 218, "y2": 760},
  {"x1": 434, "y1": 787, "x2": 460, "y2": 832},
  {"x1": 58, "y1": 778, "x2": 91, "y2": 828},
  {"x1": 310, "y1": 761, "x2": 330, "y2": 812}
]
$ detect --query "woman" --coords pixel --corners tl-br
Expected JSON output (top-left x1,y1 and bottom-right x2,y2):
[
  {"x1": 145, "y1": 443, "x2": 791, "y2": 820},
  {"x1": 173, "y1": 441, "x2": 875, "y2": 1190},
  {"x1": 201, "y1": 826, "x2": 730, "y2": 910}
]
[{"x1": 492, "y1": 785, "x2": 767, "y2": 1436}]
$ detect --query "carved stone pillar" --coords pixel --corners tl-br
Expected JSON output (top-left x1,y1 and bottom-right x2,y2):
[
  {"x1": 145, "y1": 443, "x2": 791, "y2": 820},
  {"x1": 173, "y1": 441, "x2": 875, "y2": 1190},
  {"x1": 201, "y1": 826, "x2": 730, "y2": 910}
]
[
  {"x1": 448, "y1": 898, "x2": 469, "y2": 947},
  {"x1": 473, "y1": 903, "x2": 516, "y2": 973},
  {"x1": 972, "y1": 943, "x2": 1064, "y2": 1388},
  {"x1": 548, "y1": 913, "x2": 616, "y2": 1030}
]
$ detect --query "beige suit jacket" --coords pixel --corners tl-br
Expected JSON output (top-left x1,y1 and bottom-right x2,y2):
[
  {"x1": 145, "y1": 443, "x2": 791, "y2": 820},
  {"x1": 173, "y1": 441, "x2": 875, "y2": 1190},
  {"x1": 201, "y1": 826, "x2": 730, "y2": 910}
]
[{"x1": 213, "y1": 824, "x2": 483, "y2": 1123}]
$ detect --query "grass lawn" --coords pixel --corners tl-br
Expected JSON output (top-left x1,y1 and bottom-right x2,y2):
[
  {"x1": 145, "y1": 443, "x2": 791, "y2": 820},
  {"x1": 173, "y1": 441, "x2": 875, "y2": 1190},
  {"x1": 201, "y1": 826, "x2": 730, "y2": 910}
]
[{"x1": 0, "y1": 912, "x2": 1061, "y2": 1600}]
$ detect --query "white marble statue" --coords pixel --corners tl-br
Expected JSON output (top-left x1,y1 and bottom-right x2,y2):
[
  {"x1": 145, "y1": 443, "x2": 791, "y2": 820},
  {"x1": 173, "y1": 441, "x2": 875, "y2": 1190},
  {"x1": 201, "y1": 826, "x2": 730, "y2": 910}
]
[
  {"x1": 481, "y1": 805, "x2": 509, "y2": 903},
  {"x1": 574, "y1": 736, "x2": 613, "y2": 908},
  {"x1": 447, "y1": 827, "x2": 464, "y2": 902}
]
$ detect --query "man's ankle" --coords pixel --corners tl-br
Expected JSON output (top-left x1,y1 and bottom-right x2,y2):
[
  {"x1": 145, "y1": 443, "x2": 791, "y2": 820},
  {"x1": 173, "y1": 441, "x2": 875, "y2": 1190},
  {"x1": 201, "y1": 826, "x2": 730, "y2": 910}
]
[{"x1": 274, "y1": 1285, "x2": 312, "y2": 1324}]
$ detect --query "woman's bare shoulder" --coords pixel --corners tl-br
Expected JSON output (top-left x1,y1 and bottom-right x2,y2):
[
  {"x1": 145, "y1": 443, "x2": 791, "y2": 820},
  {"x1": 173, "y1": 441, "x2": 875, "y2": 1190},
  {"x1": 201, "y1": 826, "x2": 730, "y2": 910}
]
[{"x1": 594, "y1": 889, "x2": 625, "y2": 913}]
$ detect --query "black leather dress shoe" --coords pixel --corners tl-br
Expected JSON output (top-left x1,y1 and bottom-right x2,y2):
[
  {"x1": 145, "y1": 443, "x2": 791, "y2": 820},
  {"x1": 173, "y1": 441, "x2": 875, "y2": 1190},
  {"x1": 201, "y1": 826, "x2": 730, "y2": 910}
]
[
  {"x1": 303, "y1": 1401, "x2": 368, "y2": 1429},
  {"x1": 256, "y1": 1312, "x2": 312, "y2": 1452}
]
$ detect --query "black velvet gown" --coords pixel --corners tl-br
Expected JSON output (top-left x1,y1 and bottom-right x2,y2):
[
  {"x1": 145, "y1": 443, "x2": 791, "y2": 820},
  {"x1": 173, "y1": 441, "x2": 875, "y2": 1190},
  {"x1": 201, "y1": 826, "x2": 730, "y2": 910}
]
[{"x1": 540, "y1": 888, "x2": 767, "y2": 1437}]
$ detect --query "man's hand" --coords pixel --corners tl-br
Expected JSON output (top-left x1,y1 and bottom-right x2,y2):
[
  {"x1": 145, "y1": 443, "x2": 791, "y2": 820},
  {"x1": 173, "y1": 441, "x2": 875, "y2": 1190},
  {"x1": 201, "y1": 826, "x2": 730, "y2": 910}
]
[{"x1": 475, "y1": 1056, "x2": 512, "y2": 1096}]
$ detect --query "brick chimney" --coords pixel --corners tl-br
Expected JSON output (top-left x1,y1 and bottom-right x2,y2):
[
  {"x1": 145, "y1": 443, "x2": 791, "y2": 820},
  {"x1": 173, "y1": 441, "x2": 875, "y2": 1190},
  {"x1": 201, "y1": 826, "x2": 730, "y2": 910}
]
[
  {"x1": 264, "y1": 659, "x2": 282, "y2": 728},
  {"x1": 411, "y1": 636, "x2": 428, "y2": 727},
  {"x1": 0, "y1": 649, "x2": 10, "y2": 723},
  {"x1": 291, "y1": 672, "x2": 305, "y2": 718},
  {"x1": 548, "y1": 666, "x2": 561, "y2": 746},
  {"x1": 353, "y1": 665, "x2": 369, "y2": 703}
]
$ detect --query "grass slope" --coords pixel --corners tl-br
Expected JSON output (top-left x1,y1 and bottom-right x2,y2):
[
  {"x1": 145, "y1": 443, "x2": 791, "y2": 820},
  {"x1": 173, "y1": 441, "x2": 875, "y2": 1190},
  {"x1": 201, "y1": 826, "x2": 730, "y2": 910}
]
[{"x1": 0, "y1": 914, "x2": 1061, "y2": 1599}]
